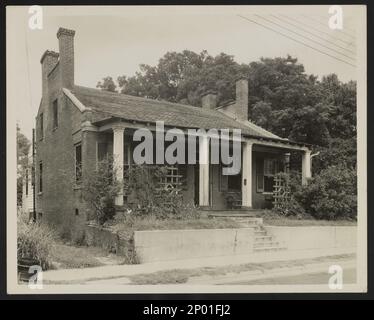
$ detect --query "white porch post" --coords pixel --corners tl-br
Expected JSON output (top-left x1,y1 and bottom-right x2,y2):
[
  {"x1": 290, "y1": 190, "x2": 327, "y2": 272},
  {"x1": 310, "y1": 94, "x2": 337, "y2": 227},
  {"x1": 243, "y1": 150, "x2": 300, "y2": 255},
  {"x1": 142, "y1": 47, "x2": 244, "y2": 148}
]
[
  {"x1": 242, "y1": 140, "x2": 253, "y2": 208},
  {"x1": 199, "y1": 135, "x2": 210, "y2": 207},
  {"x1": 113, "y1": 126, "x2": 125, "y2": 206},
  {"x1": 302, "y1": 149, "x2": 312, "y2": 185}
]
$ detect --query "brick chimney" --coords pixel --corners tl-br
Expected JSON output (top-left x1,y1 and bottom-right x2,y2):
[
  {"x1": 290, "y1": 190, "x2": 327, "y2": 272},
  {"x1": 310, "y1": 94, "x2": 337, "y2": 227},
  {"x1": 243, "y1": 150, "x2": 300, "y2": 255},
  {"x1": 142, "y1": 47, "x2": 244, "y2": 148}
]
[
  {"x1": 57, "y1": 27, "x2": 75, "y2": 88},
  {"x1": 201, "y1": 90, "x2": 217, "y2": 110},
  {"x1": 40, "y1": 50, "x2": 59, "y2": 100},
  {"x1": 235, "y1": 77, "x2": 248, "y2": 121}
]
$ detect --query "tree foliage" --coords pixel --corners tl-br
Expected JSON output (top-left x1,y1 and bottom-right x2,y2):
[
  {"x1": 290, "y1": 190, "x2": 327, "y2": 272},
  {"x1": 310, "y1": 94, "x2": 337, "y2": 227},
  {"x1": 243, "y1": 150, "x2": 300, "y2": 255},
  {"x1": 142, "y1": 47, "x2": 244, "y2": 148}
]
[
  {"x1": 96, "y1": 76, "x2": 117, "y2": 92},
  {"x1": 17, "y1": 125, "x2": 31, "y2": 207},
  {"x1": 98, "y1": 52, "x2": 356, "y2": 148},
  {"x1": 82, "y1": 156, "x2": 120, "y2": 225}
]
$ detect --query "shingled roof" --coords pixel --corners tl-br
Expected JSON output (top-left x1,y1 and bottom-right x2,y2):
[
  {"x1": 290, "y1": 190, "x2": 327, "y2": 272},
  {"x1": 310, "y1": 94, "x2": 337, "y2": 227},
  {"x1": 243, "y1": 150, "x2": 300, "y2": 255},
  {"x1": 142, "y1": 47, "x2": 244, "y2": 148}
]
[{"x1": 67, "y1": 85, "x2": 284, "y2": 140}]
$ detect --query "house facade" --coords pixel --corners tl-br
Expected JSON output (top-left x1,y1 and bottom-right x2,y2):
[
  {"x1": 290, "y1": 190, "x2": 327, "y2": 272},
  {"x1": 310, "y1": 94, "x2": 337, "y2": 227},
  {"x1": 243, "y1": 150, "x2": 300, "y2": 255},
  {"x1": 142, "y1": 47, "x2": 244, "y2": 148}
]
[
  {"x1": 35, "y1": 28, "x2": 312, "y2": 239},
  {"x1": 21, "y1": 150, "x2": 35, "y2": 218}
]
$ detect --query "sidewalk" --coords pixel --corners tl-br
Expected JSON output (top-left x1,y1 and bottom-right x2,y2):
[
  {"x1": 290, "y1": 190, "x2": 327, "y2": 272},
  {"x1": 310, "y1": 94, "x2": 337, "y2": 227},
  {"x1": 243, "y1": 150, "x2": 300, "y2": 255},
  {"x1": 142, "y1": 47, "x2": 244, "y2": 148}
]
[
  {"x1": 43, "y1": 248, "x2": 355, "y2": 284},
  {"x1": 187, "y1": 259, "x2": 355, "y2": 285}
]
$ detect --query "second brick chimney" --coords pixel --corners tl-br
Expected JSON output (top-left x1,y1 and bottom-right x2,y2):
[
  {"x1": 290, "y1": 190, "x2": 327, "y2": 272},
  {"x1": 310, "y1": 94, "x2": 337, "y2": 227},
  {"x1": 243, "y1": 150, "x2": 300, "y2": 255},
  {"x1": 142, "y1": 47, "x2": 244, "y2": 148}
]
[
  {"x1": 201, "y1": 90, "x2": 218, "y2": 110},
  {"x1": 57, "y1": 27, "x2": 75, "y2": 88},
  {"x1": 235, "y1": 77, "x2": 248, "y2": 121},
  {"x1": 40, "y1": 50, "x2": 59, "y2": 99}
]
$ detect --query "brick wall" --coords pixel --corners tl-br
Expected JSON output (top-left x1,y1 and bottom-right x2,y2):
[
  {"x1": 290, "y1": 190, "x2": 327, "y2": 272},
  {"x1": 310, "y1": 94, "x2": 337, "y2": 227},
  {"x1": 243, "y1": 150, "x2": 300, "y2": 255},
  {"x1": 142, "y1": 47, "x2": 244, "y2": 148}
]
[{"x1": 35, "y1": 28, "x2": 93, "y2": 241}]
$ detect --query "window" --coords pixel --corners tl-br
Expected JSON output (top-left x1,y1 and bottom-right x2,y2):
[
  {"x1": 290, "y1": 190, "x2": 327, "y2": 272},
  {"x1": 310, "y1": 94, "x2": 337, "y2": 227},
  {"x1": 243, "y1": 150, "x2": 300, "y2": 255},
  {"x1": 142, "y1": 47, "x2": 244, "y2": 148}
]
[
  {"x1": 75, "y1": 208, "x2": 79, "y2": 216},
  {"x1": 75, "y1": 144, "x2": 82, "y2": 183},
  {"x1": 37, "y1": 212, "x2": 42, "y2": 221},
  {"x1": 39, "y1": 113, "x2": 44, "y2": 140},
  {"x1": 52, "y1": 99, "x2": 58, "y2": 129},
  {"x1": 25, "y1": 169, "x2": 29, "y2": 195},
  {"x1": 256, "y1": 158, "x2": 280, "y2": 193},
  {"x1": 39, "y1": 162, "x2": 43, "y2": 193},
  {"x1": 256, "y1": 158, "x2": 264, "y2": 193}
]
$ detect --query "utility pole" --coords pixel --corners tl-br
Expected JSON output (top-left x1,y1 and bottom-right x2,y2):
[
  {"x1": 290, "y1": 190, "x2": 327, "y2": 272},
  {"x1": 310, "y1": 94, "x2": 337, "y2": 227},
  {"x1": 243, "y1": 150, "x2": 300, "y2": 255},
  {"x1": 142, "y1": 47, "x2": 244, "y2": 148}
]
[{"x1": 32, "y1": 128, "x2": 36, "y2": 222}]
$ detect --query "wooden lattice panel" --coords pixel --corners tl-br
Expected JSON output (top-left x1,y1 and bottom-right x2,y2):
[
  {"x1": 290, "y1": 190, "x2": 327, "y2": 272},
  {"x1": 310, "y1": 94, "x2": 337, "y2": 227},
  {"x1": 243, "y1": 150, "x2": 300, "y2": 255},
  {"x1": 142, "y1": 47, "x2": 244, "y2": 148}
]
[{"x1": 273, "y1": 175, "x2": 291, "y2": 210}]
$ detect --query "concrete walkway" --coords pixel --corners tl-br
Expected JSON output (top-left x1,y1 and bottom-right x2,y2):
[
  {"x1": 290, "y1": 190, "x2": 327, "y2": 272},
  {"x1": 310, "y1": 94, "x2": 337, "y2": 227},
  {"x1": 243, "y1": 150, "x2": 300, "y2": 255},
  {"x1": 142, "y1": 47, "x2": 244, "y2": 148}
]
[{"x1": 43, "y1": 248, "x2": 355, "y2": 284}]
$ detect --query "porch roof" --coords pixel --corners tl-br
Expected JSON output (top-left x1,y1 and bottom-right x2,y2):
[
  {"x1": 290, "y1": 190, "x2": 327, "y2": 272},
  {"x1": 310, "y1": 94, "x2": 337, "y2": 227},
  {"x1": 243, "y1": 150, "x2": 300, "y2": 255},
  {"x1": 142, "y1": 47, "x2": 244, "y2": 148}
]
[{"x1": 64, "y1": 86, "x2": 311, "y2": 149}]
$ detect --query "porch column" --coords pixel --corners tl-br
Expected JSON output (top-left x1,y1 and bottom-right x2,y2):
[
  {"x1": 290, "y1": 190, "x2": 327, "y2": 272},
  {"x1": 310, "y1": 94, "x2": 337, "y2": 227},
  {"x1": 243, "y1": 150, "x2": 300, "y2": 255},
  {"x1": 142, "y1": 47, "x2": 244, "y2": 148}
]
[
  {"x1": 113, "y1": 126, "x2": 125, "y2": 206},
  {"x1": 242, "y1": 140, "x2": 253, "y2": 208},
  {"x1": 199, "y1": 135, "x2": 210, "y2": 207},
  {"x1": 302, "y1": 149, "x2": 312, "y2": 185}
]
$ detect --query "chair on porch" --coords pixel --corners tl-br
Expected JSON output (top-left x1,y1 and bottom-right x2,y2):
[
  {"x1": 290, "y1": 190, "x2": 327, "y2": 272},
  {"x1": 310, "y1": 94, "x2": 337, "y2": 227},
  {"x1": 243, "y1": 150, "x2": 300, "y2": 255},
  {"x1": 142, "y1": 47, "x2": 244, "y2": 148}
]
[{"x1": 224, "y1": 191, "x2": 242, "y2": 209}]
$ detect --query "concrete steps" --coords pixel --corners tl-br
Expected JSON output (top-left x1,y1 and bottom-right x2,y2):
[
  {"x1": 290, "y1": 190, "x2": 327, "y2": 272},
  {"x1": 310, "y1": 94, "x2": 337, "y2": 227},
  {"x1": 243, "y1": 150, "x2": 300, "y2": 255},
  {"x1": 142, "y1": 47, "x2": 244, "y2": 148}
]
[
  {"x1": 252, "y1": 225, "x2": 287, "y2": 253},
  {"x1": 254, "y1": 241, "x2": 280, "y2": 248},
  {"x1": 254, "y1": 246, "x2": 287, "y2": 252},
  {"x1": 255, "y1": 235, "x2": 273, "y2": 241},
  {"x1": 206, "y1": 211, "x2": 264, "y2": 228},
  {"x1": 204, "y1": 209, "x2": 287, "y2": 254}
]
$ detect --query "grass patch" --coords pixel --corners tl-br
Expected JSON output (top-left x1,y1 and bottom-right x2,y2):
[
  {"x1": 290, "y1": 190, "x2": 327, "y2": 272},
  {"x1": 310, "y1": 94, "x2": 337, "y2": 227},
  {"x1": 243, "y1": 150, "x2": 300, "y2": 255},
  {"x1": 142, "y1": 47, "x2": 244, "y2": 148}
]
[
  {"x1": 50, "y1": 243, "x2": 123, "y2": 269},
  {"x1": 106, "y1": 215, "x2": 242, "y2": 265},
  {"x1": 254, "y1": 210, "x2": 357, "y2": 226},
  {"x1": 111, "y1": 215, "x2": 242, "y2": 234},
  {"x1": 128, "y1": 254, "x2": 355, "y2": 285}
]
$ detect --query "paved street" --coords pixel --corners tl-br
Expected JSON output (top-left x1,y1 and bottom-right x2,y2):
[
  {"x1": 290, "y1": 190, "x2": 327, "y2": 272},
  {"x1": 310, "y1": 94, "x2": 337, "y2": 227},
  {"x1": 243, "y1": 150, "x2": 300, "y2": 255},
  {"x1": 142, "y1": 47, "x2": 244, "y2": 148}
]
[
  {"x1": 220, "y1": 268, "x2": 356, "y2": 285},
  {"x1": 77, "y1": 256, "x2": 356, "y2": 286}
]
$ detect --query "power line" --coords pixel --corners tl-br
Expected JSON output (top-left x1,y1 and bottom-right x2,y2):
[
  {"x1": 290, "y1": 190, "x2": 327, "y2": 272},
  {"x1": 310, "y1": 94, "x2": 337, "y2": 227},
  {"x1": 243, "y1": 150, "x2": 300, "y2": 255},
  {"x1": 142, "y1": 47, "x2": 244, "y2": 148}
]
[
  {"x1": 307, "y1": 14, "x2": 356, "y2": 37},
  {"x1": 24, "y1": 26, "x2": 33, "y2": 121},
  {"x1": 237, "y1": 14, "x2": 356, "y2": 68},
  {"x1": 281, "y1": 14, "x2": 355, "y2": 48},
  {"x1": 255, "y1": 14, "x2": 355, "y2": 62},
  {"x1": 302, "y1": 14, "x2": 356, "y2": 40},
  {"x1": 270, "y1": 14, "x2": 355, "y2": 56}
]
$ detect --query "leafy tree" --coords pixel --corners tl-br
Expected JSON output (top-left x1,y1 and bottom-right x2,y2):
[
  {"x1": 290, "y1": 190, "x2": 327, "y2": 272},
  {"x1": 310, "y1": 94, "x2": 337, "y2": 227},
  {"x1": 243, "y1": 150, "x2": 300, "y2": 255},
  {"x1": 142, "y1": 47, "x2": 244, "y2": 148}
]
[
  {"x1": 312, "y1": 137, "x2": 357, "y2": 174},
  {"x1": 96, "y1": 76, "x2": 117, "y2": 92},
  {"x1": 100, "y1": 52, "x2": 356, "y2": 147},
  {"x1": 17, "y1": 125, "x2": 31, "y2": 207},
  {"x1": 117, "y1": 50, "x2": 248, "y2": 106},
  {"x1": 318, "y1": 74, "x2": 356, "y2": 139}
]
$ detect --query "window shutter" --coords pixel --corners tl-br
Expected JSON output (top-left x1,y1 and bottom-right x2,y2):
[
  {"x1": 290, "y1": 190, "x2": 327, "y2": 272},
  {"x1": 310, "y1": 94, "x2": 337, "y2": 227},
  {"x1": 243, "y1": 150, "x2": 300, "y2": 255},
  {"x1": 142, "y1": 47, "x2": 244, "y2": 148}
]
[{"x1": 256, "y1": 158, "x2": 264, "y2": 192}]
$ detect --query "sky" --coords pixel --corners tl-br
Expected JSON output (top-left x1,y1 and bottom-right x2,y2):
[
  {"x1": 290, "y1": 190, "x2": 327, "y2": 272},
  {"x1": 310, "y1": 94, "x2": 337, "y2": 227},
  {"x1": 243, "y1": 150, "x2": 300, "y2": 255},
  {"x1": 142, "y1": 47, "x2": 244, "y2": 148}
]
[{"x1": 7, "y1": 5, "x2": 363, "y2": 140}]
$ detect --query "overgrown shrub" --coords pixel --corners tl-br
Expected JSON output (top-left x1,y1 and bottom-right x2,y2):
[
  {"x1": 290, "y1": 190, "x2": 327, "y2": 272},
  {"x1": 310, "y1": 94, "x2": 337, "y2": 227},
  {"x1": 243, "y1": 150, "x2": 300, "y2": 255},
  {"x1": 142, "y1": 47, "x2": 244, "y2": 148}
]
[
  {"x1": 82, "y1": 156, "x2": 120, "y2": 225},
  {"x1": 273, "y1": 165, "x2": 357, "y2": 220},
  {"x1": 124, "y1": 165, "x2": 197, "y2": 219},
  {"x1": 295, "y1": 165, "x2": 357, "y2": 220},
  {"x1": 17, "y1": 216, "x2": 56, "y2": 270}
]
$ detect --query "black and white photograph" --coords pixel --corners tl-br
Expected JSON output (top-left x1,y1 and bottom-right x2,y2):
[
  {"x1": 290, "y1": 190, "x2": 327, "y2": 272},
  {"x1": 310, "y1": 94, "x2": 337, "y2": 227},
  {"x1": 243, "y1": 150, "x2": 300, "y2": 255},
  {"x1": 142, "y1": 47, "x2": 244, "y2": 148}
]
[{"x1": 5, "y1": 4, "x2": 367, "y2": 296}]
